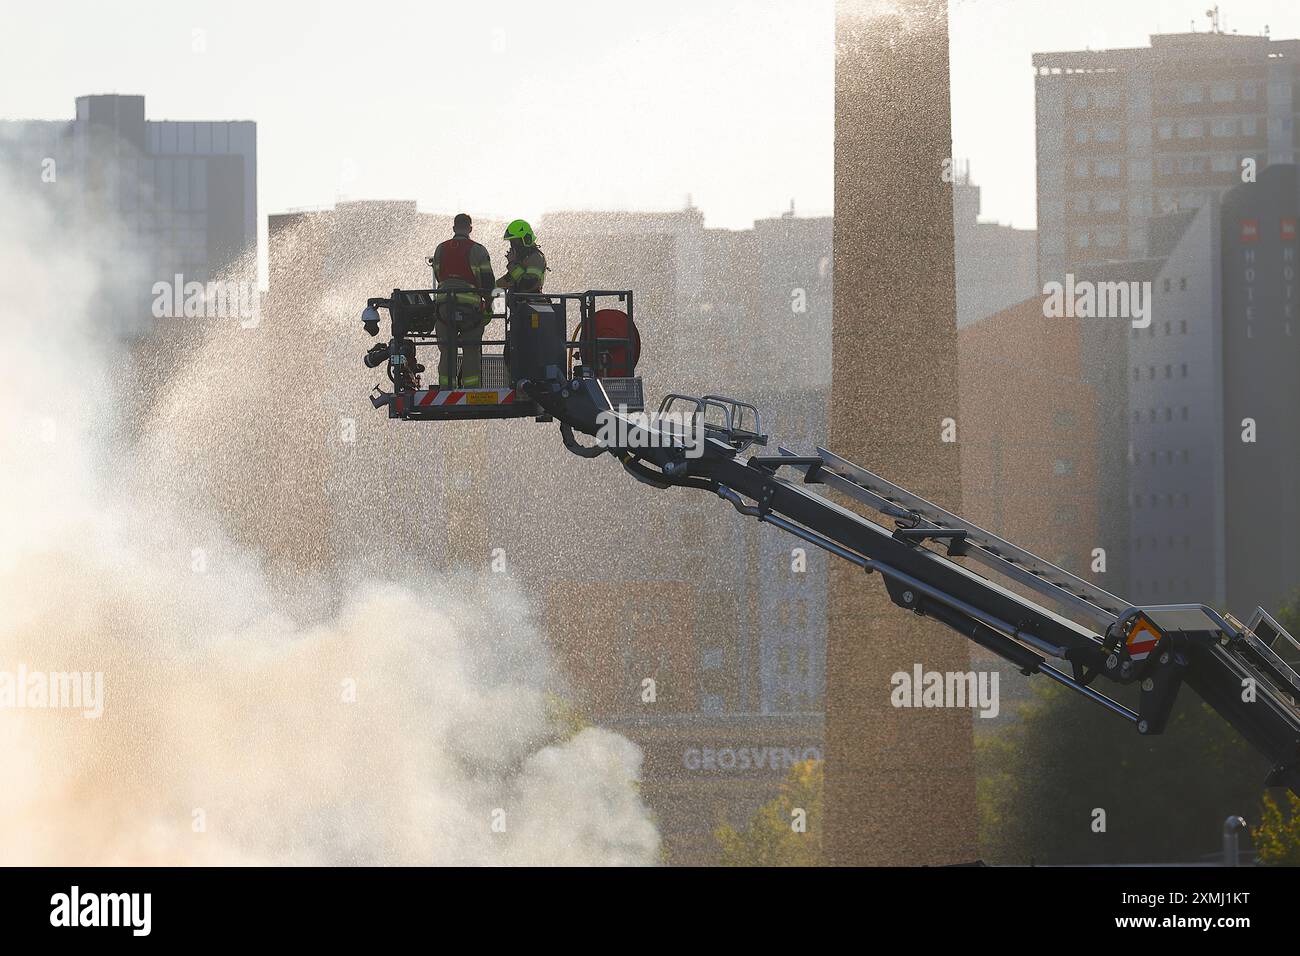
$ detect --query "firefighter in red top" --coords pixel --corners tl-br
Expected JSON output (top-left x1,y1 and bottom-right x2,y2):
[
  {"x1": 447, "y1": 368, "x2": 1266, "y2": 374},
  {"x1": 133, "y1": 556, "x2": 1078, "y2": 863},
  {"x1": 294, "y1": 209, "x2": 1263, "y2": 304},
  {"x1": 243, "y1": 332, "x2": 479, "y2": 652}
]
[{"x1": 429, "y1": 213, "x2": 496, "y2": 387}]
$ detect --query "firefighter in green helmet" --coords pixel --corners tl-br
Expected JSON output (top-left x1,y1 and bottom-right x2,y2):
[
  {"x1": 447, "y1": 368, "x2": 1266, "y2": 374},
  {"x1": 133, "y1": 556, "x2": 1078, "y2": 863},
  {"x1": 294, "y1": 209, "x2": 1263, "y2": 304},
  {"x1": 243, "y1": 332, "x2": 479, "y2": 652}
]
[{"x1": 497, "y1": 218, "x2": 547, "y2": 293}]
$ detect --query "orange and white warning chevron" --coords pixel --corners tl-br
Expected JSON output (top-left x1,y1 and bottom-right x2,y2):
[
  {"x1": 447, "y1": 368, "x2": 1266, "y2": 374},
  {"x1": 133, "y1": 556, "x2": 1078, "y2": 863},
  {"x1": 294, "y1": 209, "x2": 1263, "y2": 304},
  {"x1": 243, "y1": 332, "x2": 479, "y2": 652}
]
[{"x1": 1126, "y1": 616, "x2": 1162, "y2": 662}]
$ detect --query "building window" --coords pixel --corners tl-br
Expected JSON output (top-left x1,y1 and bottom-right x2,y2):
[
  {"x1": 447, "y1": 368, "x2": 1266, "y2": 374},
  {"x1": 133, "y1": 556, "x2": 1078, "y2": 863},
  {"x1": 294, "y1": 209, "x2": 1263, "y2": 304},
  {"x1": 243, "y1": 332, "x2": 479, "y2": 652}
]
[
  {"x1": 1097, "y1": 124, "x2": 1121, "y2": 143},
  {"x1": 1211, "y1": 82, "x2": 1236, "y2": 103},
  {"x1": 1180, "y1": 84, "x2": 1204, "y2": 104},
  {"x1": 1052, "y1": 459, "x2": 1075, "y2": 477},
  {"x1": 1157, "y1": 122, "x2": 1173, "y2": 140},
  {"x1": 1180, "y1": 319, "x2": 1188, "y2": 333},
  {"x1": 1095, "y1": 158, "x2": 1122, "y2": 178},
  {"x1": 1074, "y1": 127, "x2": 1090, "y2": 144},
  {"x1": 1180, "y1": 363, "x2": 1188, "y2": 377},
  {"x1": 1053, "y1": 410, "x2": 1076, "y2": 429},
  {"x1": 1074, "y1": 159, "x2": 1090, "y2": 178},
  {"x1": 1095, "y1": 88, "x2": 1121, "y2": 109},
  {"x1": 1177, "y1": 120, "x2": 1204, "y2": 139}
]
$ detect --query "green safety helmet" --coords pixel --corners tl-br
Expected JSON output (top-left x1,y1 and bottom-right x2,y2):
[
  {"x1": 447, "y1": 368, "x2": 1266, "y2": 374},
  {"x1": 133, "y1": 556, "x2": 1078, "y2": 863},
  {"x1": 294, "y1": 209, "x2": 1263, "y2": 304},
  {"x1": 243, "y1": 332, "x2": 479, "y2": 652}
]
[{"x1": 503, "y1": 219, "x2": 536, "y2": 246}]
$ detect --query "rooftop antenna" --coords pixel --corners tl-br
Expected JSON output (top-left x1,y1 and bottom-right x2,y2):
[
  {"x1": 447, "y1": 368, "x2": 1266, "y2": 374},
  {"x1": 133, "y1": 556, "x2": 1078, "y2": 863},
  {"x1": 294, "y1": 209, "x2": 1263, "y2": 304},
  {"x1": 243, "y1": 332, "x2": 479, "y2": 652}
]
[{"x1": 1206, "y1": 5, "x2": 1221, "y2": 34}]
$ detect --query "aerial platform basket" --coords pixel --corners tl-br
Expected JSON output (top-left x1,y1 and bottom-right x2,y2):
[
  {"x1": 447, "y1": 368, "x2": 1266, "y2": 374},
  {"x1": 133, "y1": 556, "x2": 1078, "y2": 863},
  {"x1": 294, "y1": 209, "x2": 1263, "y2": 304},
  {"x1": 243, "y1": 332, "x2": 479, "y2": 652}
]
[{"x1": 362, "y1": 287, "x2": 644, "y2": 421}]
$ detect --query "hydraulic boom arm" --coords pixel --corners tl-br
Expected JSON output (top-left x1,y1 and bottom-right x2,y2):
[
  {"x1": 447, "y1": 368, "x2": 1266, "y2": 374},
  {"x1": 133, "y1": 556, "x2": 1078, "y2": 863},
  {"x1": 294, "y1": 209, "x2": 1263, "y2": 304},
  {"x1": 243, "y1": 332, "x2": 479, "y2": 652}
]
[
  {"x1": 533, "y1": 377, "x2": 1300, "y2": 795},
  {"x1": 361, "y1": 285, "x2": 1300, "y2": 795}
]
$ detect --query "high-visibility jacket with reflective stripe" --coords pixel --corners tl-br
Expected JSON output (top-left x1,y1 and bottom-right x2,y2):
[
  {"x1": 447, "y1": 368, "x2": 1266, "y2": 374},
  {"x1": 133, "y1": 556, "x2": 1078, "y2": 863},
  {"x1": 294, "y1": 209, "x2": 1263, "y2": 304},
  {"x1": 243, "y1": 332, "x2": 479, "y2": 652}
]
[
  {"x1": 432, "y1": 234, "x2": 495, "y2": 307},
  {"x1": 503, "y1": 247, "x2": 547, "y2": 293}
]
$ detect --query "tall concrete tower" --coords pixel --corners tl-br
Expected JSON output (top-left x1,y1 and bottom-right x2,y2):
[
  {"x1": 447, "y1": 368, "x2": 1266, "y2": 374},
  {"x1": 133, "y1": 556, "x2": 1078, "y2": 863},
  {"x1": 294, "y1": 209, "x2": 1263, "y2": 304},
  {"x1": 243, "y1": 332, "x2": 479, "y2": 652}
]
[{"x1": 828, "y1": 0, "x2": 978, "y2": 864}]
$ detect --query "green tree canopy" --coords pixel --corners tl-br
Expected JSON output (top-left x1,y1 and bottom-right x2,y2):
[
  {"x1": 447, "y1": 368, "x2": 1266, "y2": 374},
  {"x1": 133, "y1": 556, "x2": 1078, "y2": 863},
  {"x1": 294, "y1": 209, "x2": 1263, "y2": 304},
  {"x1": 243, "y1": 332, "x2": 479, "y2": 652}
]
[
  {"x1": 978, "y1": 679, "x2": 1269, "y2": 864},
  {"x1": 716, "y1": 759, "x2": 822, "y2": 866}
]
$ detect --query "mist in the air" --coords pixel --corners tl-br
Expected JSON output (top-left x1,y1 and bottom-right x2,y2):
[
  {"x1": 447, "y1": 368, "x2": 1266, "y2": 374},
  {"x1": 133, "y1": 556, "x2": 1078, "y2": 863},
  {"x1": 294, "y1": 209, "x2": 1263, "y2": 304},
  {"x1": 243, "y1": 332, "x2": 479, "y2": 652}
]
[{"x1": 0, "y1": 171, "x2": 660, "y2": 866}]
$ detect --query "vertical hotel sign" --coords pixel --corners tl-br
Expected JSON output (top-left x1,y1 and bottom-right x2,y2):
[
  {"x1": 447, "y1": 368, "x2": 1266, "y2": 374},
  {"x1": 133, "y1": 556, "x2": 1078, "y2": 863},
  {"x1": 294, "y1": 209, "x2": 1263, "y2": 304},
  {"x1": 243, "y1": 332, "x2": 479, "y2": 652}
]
[
  {"x1": 1240, "y1": 215, "x2": 1300, "y2": 332},
  {"x1": 1237, "y1": 218, "x2": 1258, "y2": 335}
]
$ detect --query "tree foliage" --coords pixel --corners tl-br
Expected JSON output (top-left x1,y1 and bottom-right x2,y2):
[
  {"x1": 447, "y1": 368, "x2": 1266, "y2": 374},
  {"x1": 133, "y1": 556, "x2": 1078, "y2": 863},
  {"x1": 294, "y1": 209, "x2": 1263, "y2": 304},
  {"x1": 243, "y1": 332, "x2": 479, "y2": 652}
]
[
  {"x1": 978, "y1": 679, "x2": 1269, "y2": 864},
  {"x1": 1254, "y1": 790, "x2": 1300, "y2": 865},
  {"x1": 716, "y1": 760, "x2": 822, "y2": 866}
]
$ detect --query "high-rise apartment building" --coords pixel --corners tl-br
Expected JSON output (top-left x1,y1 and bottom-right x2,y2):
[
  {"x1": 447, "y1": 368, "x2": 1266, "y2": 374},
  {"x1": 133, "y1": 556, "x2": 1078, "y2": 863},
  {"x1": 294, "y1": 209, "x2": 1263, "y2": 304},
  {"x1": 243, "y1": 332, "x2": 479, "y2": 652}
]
[
  {"x1": 1034, "y1": 30, "x2": 1299, "y2": 285},
  {"x1": 0, "y1": 94, "x2": 256, "y2": 336}
]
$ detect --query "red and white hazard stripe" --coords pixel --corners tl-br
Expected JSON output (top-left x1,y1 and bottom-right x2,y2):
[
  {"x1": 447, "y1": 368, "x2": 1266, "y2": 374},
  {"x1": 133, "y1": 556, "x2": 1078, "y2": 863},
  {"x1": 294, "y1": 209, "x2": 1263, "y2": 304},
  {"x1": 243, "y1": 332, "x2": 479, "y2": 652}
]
[{"x1": 415, "y1": 389, "x2": 515, "y2": 407}]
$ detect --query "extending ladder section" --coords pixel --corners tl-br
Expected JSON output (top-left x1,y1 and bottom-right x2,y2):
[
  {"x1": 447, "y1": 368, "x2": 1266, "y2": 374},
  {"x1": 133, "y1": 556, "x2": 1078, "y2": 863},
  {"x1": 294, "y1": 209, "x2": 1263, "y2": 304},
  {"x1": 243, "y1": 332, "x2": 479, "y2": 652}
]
[{"x1": 763, "y1": 446, "x2": 1130, "y2": 630}]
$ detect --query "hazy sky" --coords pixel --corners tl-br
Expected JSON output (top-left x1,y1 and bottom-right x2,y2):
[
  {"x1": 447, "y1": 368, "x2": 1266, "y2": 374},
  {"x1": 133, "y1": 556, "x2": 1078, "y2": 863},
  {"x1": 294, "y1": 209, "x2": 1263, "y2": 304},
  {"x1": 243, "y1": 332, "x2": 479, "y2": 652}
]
[
  {"x1": 0, "y1": 0, "x2": 832, "y2": 229},
  {"x1": 950, "y1": 0, "x2": 1300, "y2": 229},
  {"x1": 2, "y1": 1, "x2": 1298, "y2": 231}
]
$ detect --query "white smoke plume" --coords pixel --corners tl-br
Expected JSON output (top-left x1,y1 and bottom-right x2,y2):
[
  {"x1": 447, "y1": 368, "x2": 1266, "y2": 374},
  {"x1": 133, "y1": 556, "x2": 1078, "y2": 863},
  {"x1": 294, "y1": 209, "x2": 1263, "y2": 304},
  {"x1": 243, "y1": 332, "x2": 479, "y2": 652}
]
[{"x1": 0, "y1": 171, "x2": 659, "y2": 865}]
